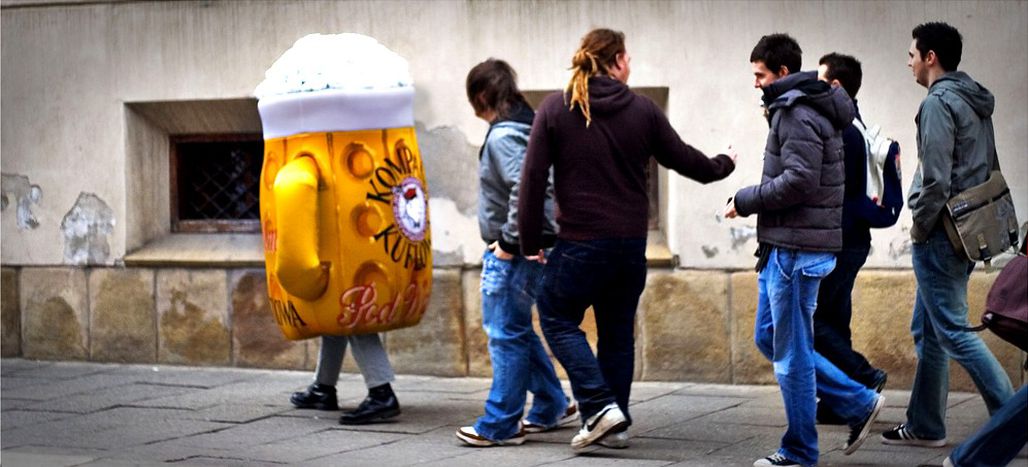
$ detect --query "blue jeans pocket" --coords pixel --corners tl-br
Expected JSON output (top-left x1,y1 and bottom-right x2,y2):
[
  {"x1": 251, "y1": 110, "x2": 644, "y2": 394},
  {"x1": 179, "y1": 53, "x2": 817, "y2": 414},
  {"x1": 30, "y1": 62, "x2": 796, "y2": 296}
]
[
  {"x1": 481, "y1": 252, "x2": 512, "y2": 296},
  {"x1": 799, "y1": 253, "x2": 837, "y2": 279}
]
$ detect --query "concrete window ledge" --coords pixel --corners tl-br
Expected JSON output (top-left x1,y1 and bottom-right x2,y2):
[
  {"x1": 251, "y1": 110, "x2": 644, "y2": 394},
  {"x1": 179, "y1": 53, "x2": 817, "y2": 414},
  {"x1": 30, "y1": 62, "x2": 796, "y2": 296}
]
[
  {"x1": 124, "y1": 233, "x2": 264, "y2": 268},
  {"x1": 646, "y1": 230, "x2": 676, "y2": 268}
]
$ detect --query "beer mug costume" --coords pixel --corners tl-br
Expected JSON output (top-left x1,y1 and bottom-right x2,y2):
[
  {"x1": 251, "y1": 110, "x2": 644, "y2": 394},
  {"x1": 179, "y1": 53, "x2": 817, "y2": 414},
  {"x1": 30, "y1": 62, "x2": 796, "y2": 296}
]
[{"x1": 255, "y1": 34, "x2": 432, "y2": 340}]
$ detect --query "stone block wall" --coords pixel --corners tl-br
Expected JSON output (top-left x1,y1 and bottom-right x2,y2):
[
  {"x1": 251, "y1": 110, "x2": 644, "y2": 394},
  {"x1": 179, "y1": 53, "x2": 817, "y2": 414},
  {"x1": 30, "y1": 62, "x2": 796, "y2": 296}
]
[{"x1": 1, "y1": 265, "x2": 1024, "y2": 392}]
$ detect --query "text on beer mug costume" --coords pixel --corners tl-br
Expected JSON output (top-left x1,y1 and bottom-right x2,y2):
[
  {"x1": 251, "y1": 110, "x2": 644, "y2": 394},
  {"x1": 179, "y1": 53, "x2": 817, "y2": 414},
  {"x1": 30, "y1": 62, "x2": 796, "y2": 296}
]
[{"x1": 255, "y1": 33, "x2": 432, "y2": 340}]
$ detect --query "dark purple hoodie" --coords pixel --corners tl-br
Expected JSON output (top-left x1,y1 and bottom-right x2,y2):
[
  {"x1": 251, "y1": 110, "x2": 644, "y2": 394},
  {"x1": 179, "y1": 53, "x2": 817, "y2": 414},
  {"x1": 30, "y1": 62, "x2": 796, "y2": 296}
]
[{"x1": 518, "y1": 76, "x2": 735, "y2": 255}]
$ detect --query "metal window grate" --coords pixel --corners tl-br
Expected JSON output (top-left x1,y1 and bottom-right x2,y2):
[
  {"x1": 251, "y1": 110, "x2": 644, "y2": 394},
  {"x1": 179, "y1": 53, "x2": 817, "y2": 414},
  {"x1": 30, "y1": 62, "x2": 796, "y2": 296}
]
[{"x1": 171, "y1": 135, "x2": 263, "y2": 233}]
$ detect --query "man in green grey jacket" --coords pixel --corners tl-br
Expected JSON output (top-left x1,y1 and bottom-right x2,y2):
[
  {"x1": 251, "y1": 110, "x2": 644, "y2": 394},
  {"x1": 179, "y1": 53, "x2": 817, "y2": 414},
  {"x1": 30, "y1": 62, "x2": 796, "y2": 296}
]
[{"x1": 881, "y1": 21, "x2": 1014, "y2": 448}]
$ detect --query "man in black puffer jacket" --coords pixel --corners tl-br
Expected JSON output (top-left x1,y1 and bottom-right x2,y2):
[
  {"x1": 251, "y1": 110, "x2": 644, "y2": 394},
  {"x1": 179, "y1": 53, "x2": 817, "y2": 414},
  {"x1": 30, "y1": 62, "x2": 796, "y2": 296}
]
[{"x1": 725, "y1": 34, "x2": 884, "y2": 467}]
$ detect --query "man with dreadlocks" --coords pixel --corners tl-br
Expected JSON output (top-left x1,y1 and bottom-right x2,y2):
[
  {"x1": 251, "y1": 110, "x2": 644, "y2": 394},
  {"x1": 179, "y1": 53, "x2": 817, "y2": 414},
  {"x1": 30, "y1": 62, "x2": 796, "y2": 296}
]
[{"x1": 518, "y1": 28, "x2": 736, "y2": 451}]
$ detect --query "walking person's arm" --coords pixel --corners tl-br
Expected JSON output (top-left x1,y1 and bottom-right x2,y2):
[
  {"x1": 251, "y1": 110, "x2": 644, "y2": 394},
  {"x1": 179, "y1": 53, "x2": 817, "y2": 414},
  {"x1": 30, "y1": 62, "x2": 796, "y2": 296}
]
[
  {"x1": 487, "y1": 133, "x2": 529, "y2": 259},
  {"x1": 734, "y1": 111, "x2": 822, "y2": 217},
  {"x1": 649, "y1": 103, "x2": 736, "y2": 182},
  {"x1": 518, "y1": 108, "x2": 554, "y2": 258},
  {"x1": 908, "y1": 97, "x2": 955, "y2": 242}
]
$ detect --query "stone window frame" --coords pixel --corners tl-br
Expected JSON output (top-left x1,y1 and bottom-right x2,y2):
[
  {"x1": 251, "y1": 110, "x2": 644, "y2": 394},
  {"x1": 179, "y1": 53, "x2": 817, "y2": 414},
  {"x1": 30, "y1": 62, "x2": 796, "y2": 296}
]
[{"x1": 123, "y1": 99, "x2": 265, "y2": 267}]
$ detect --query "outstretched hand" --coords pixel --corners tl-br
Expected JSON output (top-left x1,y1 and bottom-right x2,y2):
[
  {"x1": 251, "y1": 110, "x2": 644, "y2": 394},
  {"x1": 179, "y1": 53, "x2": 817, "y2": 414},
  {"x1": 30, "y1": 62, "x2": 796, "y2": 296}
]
[
  {"x1": 526, "y1": 249, "x2": 546, "y2": 264},
  {"x1": 724, "y1": 197, "x2": 738, "y2": 219}
]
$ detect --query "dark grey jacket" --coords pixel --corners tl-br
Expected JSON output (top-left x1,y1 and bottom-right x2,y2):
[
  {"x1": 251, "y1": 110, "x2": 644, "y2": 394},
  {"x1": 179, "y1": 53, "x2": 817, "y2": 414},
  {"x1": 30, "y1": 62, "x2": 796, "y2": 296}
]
[
  {"x1": 478, "y1": 120, "x2": 557, "y2": 253},
  {"x1": 735, "y1": 71, "x2": 854, "y2": 252},
  {"x1": 908, "y1": 71, "x2": 998, "y2": 242}
]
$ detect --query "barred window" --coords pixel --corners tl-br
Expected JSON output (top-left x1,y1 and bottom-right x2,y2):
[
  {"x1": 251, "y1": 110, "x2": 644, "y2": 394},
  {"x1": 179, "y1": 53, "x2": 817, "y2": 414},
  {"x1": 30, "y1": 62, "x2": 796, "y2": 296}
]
[{"x1": 170, "y1": 134, "x2": 264, "y2": 233}]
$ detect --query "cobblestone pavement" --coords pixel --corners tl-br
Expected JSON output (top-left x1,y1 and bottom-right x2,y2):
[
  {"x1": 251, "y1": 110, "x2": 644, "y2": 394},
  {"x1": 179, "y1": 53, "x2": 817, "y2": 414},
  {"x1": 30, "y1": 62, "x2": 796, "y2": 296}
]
[{"x1": 1, "y1": 359, "x2": 1017, "y2": 466}]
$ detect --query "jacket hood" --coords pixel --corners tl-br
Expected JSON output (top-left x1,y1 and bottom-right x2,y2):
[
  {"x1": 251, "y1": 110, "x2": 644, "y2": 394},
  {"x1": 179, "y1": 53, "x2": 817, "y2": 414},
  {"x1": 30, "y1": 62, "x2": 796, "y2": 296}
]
[
  {"x1": 765, "y1": 70, "x2": 854, "y2": 130},
  {"x1": 576, "y1": 76, "x2": 634, "y2": 115},
  {"x1": 494, "y1": 100, "x2": 535, "y2": 127},
  {"x1": 930, "y1": 71, "x2": 995, "y2": 118}
]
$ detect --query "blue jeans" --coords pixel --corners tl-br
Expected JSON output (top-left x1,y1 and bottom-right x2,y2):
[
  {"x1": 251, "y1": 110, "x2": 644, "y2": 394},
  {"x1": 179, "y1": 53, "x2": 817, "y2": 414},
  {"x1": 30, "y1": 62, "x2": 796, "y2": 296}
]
[
  {"x1": 813, "y1": 245, "x2": 880, "y2": 387},
  {"x1": 474, "y1": 249, "x2": 567, "y2": 441},
  {"x1": 755, "y1": 247, "x2": 878, "y2": 466},
  {"x1": 906, "y1": 228, "x2": 1014, "y2": 440},
  {"x1": 536, "y1": 238, "x2": 647, "y2": 425},
  {"x1": 949, "y1": 385, "x2": 1027, "y2": 467}
]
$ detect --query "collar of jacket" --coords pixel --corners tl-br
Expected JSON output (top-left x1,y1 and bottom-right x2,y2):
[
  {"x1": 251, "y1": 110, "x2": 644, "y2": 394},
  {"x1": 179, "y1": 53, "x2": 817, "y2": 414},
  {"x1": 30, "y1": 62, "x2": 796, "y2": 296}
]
[{"x1": 762, "y1": 70, "x2": 831, "y2": 124}]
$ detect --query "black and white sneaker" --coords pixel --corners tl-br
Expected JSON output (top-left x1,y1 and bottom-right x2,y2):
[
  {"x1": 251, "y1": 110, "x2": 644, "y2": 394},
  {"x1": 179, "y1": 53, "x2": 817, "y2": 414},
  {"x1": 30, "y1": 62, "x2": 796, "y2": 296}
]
[
  {"x1": 597, "y1": 430, "x2": 629, "y2": 449},
  {"x1": 570, "y1": 402, "x2": 628, "y2": 450},
  {"x1": 880, "y1": 423, "x2": 946, "y2": 447},
  {"x1": 753, "y1": 453, "x2": 800, "y2": 466},
  {"x1": 844, "y1": 393, "x2": 885, "y2": 455}
]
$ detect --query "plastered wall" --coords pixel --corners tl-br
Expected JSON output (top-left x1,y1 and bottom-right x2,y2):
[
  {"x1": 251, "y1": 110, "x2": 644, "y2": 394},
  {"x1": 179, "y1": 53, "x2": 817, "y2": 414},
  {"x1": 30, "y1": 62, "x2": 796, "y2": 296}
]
[{"x1": 2, "y1": 0, "x2": 1026, "y2": 268}]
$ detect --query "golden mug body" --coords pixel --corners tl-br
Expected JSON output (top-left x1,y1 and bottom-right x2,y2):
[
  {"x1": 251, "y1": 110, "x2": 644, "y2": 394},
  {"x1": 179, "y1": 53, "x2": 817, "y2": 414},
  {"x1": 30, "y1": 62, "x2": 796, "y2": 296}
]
[{"x1": 258, "y1": 88, "x2": 431, "y2": 339}]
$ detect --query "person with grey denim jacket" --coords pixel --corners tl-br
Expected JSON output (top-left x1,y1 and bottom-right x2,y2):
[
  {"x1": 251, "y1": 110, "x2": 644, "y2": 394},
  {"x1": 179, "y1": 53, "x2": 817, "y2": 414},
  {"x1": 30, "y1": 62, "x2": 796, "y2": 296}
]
[
  {"x1": 880, "y1": 21, "x2": 1014, "y2": 450},
  {"x1": 907, "y1": 66, "x2": 999, "y2": 243},
  {"x1": 478, "y1": 111, "x2": 558, "y2": 254},
  {"x1": 456, "y1": 59, "x2": 576, "y2": 448}
]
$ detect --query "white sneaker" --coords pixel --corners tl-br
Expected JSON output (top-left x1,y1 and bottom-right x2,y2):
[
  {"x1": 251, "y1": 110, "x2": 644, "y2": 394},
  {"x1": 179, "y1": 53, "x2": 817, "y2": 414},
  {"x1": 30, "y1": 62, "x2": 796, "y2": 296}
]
[
  {"x1": 597, "y1": 430, "x2": 629, "y2": 449},
  {"x1": 570, "y1": 403, "x2": 628, "y2": 450},
  {"x1": 455, "y1": 425, "x2": 526, "y2": 447},
  {"x1": 523, "y1": 400, "x2": 580, "y2": 433}
]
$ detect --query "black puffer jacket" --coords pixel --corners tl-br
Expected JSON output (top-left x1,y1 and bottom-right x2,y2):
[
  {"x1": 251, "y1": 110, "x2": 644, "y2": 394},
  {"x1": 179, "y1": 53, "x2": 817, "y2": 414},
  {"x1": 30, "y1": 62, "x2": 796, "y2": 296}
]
[{"x1": 734, "y1": 71, "x2": 854, "y2": 252}]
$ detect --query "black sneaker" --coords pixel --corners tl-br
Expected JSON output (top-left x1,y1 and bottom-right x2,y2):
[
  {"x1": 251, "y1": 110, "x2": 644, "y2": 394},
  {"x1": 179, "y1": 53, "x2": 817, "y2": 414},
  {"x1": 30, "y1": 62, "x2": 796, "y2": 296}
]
[
  {"x1": 880, "y1": 423, "x2": 946, "y2": 447},
  {"x1": 870, "y1": 370, "x2": 888, "y2": 393},
  {"x1": 753, "y1": 453, "x2": 800, "y2": 466},
  {"x1": 843, "y1": 394, "x2": 885, "y2": 455},
  {"x1": 815, "y1": 402, "x2": 848, "y2": 425},
  {"x1": 290, "y1": 383, "x2": 338, "y2": 411}
]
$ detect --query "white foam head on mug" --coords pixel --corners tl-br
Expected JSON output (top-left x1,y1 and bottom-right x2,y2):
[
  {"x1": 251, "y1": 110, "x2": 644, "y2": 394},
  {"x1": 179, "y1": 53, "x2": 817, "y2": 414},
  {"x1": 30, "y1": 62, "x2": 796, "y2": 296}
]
[{"x1": 255, "y1": 33, "x2": 414, "y2": 139}]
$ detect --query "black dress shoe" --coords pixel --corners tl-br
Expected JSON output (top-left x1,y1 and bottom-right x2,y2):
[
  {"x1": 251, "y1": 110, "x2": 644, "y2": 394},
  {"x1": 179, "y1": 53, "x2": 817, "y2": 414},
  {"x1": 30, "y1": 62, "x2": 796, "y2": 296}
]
[
  {"x1": 290, "y1": 383, "x2": 338, "y2": 411},
  {"x1": 339, "y1": 384, "x2": 400, "y2": 425}
]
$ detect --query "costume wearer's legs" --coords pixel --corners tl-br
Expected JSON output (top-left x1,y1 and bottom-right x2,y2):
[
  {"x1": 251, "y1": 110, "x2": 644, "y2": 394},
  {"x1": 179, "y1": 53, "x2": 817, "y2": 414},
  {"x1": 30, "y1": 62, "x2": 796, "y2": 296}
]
[
  {"x1": 906, "y1": 229, "x2": 1015, "y2": 440},
  {"x1": 314, "y1": 335, "x2": 348, "y2": 386},
  {"x1": 314, "y1": 334, "x2": 394, "y2": 388},
  {"x1": 536, "y1": 238, "x2": 646, "y2": 424},
  {"x1": 754, "y1": 248, "x2": 878, "y2": 466},
  {"x1": 948, "y1": 385, "x2": 1028, "y2": 467},
  {"x1": 474, "y1": 250, "x2": 565, "y2": 441},
  {"x1": 813, "y1": 246, "x2": 879, "y2": 387},
  {"x1": 347, "y1": 333, "x2": 395, "y2": 389}
]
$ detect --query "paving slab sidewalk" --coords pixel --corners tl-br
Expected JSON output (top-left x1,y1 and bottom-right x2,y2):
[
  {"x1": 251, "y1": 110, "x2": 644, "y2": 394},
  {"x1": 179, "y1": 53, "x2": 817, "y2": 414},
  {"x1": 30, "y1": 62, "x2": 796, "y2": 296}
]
[{"x1": 0, "y1": 359, "x2": 1014, "y2": 466}]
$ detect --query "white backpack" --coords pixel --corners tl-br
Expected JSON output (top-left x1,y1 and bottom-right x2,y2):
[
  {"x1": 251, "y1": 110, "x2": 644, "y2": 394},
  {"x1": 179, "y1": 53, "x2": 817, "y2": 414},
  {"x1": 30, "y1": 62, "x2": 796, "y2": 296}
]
[{"x1": 852, "y1": 118, "x2": 896, "y2": 207}]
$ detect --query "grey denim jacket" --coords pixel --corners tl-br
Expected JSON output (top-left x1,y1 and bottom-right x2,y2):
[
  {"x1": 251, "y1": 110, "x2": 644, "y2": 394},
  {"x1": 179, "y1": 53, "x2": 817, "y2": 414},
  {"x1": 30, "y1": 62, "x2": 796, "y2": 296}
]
[
  {"x1": 478, "y1": 121, "x2": 557, "y2": 253},
  {"x1": 908, "y1": 71, "x2": 998, "y2": 242}
]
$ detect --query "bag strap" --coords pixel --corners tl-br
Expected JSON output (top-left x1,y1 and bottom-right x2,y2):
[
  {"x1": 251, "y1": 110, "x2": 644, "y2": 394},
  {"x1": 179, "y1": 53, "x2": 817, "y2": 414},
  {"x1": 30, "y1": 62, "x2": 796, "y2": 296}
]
[
  {"x1": 963, "y1": 323, "x2": 988, "y2": 332},
  {"x1": 985, "y1": 118, "x2": 1001, "y2": 172}
]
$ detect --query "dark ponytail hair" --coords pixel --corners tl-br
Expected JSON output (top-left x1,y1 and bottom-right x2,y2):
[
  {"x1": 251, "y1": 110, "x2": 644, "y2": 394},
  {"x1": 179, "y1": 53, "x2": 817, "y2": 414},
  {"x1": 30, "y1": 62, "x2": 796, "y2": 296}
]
[{"x1": 466, "y1": 58, "x2": 529, "y2": 121}]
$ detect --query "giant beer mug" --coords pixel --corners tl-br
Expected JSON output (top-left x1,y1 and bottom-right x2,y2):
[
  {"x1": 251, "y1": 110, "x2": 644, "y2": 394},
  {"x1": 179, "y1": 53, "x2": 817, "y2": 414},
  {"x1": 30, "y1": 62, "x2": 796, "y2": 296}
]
[{"x1": 255, "y1": 34, "x2": 431, "y2": 340}]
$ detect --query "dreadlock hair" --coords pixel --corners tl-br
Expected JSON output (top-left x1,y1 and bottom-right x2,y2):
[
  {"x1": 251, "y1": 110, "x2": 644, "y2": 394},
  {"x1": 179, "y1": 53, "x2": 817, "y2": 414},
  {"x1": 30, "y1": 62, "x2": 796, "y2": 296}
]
[
  {"x1": 466, "y1": 58, "x2": 529, "y2": 121},
  {"x1": 565, "y1": 28, "x2": 626, "y2": 127}
]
